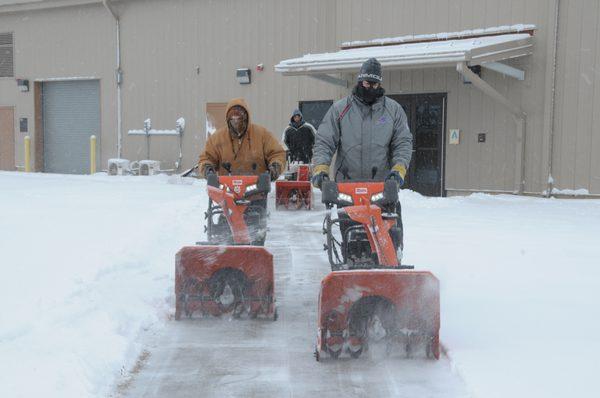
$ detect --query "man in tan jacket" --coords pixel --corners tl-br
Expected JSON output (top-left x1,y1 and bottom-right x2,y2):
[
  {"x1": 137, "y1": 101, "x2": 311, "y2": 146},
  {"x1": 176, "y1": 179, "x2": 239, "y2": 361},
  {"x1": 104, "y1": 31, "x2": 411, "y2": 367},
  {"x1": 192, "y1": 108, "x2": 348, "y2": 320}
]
[{"x1": 198, "y1": 98, "x2": 286, "y2": 180}]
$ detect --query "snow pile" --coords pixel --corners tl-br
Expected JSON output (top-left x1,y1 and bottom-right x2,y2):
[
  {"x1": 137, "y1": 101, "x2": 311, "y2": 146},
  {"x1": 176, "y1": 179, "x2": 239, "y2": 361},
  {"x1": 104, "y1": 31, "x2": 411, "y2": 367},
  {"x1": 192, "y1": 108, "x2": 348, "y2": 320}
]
[
  {"x1": 400, "y1": 190, "x2": 600, "y2": 398},
  {"x1": 128, "y1": 129, "x2": 180, "y2": 136},
  {"x1": 206, "y1": 118, "x2": 216, "y2": 137},
  {"x1": 548, "y1": 187, "x2": 590, "y2": 196},
  {"x1": 0, "y1": 172, "x2": 205, "y2": 398},
  {"x1": 341, "y1": 24, "x2": 536, "y2": 48},
  {"x1": 1, "y1": 173, "x2": 599, "y2": 398},
  {"x1": 175, "y1": 117, "x2": 185, "y2": 131}
]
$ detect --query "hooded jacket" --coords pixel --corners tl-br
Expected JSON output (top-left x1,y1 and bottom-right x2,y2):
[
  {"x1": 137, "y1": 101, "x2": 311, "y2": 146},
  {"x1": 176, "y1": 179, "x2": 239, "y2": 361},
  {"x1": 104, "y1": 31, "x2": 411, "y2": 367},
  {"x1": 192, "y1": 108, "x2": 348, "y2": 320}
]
[
  {"x1": 312, "y1": 93, "x2": 412, "y2": 181},
  {"x1": 198, "y1": 98, "x2": 286, "y2": 177},
  {"x1": 282, "y1": 109, "x2": 316, "y2": 164}
]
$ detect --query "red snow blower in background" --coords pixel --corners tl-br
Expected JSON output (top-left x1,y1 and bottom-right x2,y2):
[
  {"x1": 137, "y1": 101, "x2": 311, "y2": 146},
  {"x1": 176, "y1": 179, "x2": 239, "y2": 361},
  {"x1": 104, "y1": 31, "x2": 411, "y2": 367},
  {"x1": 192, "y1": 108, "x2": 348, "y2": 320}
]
[
  {"x1": 275, "y1": 162, "x2": 312, "y2": 210},
  {"x1": 314, "y1": 171, "x2": 440, "y2": 361},
  {"x1": 175, "y1": 163, "x2": 277, "y2": 321}
]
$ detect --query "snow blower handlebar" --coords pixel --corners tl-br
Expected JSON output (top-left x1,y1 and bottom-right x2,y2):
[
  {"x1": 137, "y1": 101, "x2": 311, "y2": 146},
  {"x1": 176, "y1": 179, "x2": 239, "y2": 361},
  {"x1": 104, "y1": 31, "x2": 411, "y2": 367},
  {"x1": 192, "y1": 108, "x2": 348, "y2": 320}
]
[{"x1": 321, "y1": 179, "x2": 398, "y2": 209}]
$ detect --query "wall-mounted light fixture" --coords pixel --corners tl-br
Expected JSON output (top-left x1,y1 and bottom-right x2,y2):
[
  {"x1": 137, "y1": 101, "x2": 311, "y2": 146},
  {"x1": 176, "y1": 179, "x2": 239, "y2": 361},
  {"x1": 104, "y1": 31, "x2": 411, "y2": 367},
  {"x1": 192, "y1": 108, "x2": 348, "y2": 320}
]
[
  {"x1": 16, "y1": 79, "x2": 29, "y2": 92},
  {"x1": 236, "y1": 68, "x2": 251, "y2": 84}
]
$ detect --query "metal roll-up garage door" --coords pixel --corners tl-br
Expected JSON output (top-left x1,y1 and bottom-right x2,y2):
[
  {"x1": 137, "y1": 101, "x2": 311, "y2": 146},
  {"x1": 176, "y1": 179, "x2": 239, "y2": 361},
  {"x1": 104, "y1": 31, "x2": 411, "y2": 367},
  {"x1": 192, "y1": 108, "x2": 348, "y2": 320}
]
[{"x1": 42, "y1": 80, "x2": 100, "y2": 174}]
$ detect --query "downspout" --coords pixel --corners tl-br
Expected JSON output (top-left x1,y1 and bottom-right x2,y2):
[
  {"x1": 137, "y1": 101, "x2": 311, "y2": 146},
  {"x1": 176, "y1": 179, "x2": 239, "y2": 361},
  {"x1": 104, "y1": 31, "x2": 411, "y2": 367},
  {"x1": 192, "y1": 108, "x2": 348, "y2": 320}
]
[
  {"x1": 545, "y1": 0, "x2": 561, "y2": 197},
  {"x1": 456, "y1": 62, "x2": 527, "y2": 194},
  {"x1": 102, "y1": 0, "x2": 123, "y2": 159}
]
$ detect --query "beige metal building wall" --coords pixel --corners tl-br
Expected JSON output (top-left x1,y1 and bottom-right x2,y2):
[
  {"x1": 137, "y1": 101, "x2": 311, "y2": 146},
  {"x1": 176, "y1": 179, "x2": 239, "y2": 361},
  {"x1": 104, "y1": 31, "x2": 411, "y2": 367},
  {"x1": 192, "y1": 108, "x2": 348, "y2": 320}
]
[
  {"x1": 0, "y1": 0, "x2": 598, "y2": 195},
  {"x1": 552, "y1": 0, "x2": 600, "y2": 194},
  {"x1": 0, "y1": 2, "x2": 116, "y2": 170},
  {"x1": 117, "y1": 0, "x2": 339, "y2": 169}
]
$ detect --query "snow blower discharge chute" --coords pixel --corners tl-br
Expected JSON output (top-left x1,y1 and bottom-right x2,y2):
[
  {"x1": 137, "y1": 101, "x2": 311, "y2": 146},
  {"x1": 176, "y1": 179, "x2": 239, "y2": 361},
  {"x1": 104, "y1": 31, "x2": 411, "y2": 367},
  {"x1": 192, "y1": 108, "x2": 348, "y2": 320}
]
[
  {"x1": 175, "y1": 163, "x2": 277, "y2": 321},
  {"x1": 314, "y1": 175, "x2": 440, "y2": 361}
]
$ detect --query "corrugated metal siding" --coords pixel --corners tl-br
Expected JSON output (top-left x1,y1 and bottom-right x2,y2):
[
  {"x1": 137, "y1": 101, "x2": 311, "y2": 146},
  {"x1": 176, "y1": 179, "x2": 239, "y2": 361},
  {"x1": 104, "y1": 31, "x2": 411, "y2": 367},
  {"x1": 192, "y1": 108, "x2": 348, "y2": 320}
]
[
  {"x1": 42, "y1": 80, "x2": 100, "y2": 174},
  {"x1": 0, "y1": 4, "x2": 114, "y2": 171},
  {"x1": 1, "y1": 0, "x2": 598, "y2": 194},
  {"x1": 118, "y1": 0, "x2": 339, "y2": 168},
  {"x1": 553, "y1": 0, "x2": 600, "y2": 193}
]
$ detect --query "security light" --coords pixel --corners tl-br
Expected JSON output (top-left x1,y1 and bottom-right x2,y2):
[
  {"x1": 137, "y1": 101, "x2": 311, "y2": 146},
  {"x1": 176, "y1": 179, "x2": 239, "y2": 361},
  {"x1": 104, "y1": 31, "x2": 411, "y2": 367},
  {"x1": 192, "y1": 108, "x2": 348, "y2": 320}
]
[
  {"x1": 236, "y1": 68, "x2": 251, "y2": 84},
  {"x1": 16, "y1": 79, "x2": 29, "y2": 92}
]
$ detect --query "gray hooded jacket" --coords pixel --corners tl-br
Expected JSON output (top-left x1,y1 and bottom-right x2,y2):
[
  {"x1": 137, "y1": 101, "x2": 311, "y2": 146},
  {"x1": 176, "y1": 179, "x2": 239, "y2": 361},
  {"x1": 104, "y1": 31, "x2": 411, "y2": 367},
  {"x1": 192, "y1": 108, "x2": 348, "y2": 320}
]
[{"x1": 313, "y1": 94, "x2": 413, "y2": 181}]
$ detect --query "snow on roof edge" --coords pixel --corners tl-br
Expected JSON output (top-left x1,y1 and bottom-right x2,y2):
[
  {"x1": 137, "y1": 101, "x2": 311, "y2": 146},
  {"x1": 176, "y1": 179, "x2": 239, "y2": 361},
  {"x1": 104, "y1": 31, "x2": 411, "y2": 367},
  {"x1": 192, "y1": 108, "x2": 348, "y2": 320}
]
[
  {"x1": 275, "y1": 33, "x2": 532, "y2": 72},
  {"x1": 341, "y1": 24, "x2": 536, "y2": 49}
]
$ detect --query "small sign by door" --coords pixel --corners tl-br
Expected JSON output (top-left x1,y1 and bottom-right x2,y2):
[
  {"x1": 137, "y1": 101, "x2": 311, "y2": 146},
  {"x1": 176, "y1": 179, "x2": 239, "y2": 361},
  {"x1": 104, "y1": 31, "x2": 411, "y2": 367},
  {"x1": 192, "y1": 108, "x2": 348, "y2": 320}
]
[
  {"x1": 20, "y1": 118, "x2": 28, "y2": 133},
  {"x1": 449, "y1": 129, "x2": 460, "y2": 145}
]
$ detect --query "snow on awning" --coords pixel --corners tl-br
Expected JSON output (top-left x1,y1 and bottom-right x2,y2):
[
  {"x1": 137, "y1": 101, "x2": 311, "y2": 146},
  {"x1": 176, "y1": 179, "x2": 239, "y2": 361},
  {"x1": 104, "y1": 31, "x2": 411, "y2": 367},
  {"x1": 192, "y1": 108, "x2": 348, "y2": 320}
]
[
  {"x1": 340, "y1": 24, "x2": 536, "y2": 49},
  {"x1": 275, "y1": 33, "x2": 533, "y2": 76}
]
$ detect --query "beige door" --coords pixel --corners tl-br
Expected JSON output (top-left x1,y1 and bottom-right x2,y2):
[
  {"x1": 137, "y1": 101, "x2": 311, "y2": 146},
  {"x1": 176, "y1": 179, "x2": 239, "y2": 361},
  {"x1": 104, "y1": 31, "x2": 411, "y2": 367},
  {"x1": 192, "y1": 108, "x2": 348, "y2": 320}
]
[
  {"x1": 0, "y1": 106, "x2": 15, "y2": 171},
  {"x1": 205, "y1": 103, "x2": 227, "y2": 137}
]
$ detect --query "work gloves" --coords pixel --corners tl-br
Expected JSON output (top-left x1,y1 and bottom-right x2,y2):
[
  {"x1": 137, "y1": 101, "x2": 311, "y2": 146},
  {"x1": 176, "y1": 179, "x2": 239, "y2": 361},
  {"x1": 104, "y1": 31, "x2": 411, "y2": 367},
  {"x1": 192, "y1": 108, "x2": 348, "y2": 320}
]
[
  {"x1": 385, "y1": 164, "x2": 407, "y2": 188},
  {"x1": 311, "y1": 164, "x2": 330, "y2": 189},
  {"x1": 311, "y1": 172, "x2": 329, "y2": 189},
  {"x1": 202, "y1": 164, "x2": 216, "y2": 177},
  {"x1": 269, "y1": 162, "x2": 282, "y2": 181}
]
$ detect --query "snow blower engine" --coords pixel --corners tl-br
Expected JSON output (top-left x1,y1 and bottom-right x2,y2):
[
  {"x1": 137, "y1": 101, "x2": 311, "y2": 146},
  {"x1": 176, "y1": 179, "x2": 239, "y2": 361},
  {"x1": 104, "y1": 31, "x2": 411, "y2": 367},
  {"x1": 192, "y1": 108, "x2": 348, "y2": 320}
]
[
  {"x1": 314, "y1": 169, "x2": 440, "y2": 361},
  {"x1": 175, "y1": 162, "x2": 277, "y2": 321},
  {"x1": 275, "y1": 162, "x2": 312, "y2": 210}
]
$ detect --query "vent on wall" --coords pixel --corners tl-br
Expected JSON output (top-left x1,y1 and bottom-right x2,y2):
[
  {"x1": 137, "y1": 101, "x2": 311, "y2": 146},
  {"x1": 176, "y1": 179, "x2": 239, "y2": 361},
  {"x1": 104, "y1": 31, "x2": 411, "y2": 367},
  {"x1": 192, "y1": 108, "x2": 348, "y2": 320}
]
[{"x1": 0, "y1": 32, "x2": 14, "y2": 78}]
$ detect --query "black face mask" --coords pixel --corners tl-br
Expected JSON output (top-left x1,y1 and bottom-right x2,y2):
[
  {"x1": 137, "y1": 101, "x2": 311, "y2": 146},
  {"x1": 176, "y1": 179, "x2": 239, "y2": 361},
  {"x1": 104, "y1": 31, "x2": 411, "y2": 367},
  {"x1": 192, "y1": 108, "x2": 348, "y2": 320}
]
[{"x1": 354, "y1": 84, "x2": 385, "y2": 105}]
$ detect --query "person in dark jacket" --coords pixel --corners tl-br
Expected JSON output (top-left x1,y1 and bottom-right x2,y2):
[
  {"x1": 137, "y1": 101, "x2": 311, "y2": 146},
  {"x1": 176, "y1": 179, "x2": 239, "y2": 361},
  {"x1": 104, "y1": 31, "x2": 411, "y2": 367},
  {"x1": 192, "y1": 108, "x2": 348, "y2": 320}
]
[
  {"x1": 282, "y1": 109, "x2": 316, "y2": 164},
  {"x1": 311, "y1": 58, "x2": 413, "y2": 259}
]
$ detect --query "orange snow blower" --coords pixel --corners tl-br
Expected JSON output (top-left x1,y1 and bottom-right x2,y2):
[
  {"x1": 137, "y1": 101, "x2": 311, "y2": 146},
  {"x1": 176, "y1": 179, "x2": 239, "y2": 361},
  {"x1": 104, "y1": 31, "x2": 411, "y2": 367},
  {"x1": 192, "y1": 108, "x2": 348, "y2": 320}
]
[
  {"x1": 175, "y1": 164, "x2": 277, "y2": 320},
  {"x1": 314, "y1": 177, "x2": 440, "y2": 360},
  {"x1": 276, "y1": 163, "x2": 312, "y2": 210}
]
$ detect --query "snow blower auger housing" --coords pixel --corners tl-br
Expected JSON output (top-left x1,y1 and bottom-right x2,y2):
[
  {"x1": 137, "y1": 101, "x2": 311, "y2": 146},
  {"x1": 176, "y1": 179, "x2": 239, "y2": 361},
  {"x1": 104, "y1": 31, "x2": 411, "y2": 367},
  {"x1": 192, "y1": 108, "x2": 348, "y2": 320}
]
[
  {"x1": 204, "y1": 171, "x2": 271, "y2": 246},
  {"x1": 175, "y1": 245, "x2": 276, "y2": 320},
  {"x1": 314, "y1": 179, "x2": 440, "y2": 361},
  {"x1": 276, "y1": 163, "x2": 312, "y2": 210}
]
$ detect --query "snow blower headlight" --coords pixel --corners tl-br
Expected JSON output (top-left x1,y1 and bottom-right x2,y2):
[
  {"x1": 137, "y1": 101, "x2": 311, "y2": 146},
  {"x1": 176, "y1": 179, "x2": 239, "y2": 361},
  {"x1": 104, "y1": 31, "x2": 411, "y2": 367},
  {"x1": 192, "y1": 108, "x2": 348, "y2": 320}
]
[
  {"x1": 244, "y1": 184, "x2": 258, "y2": 196},
  {"x1": 370, "y1": 192, "x2": 384, "y2": 203},
  {"x1": 337, "y1": 193, "x2": 353, "y2": 205}
]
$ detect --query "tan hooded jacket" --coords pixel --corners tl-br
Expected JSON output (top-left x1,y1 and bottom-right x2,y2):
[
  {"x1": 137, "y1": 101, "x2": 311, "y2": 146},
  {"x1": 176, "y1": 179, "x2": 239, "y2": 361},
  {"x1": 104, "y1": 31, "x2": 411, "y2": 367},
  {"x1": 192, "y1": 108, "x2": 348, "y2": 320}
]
[{"x1": 198, "y1": 98, "x2": 286, "y2": 177}]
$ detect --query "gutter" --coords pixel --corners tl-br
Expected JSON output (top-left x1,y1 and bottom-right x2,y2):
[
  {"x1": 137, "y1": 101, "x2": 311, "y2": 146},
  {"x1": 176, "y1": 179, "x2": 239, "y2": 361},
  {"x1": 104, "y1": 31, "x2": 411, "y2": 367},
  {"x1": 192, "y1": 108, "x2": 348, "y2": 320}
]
[
  {"x1": 102, "y1": 0, "x2": 123, "y2": 159},
  {"x1": 456, "y1": 62, "x2": 527, "y2": 194},
  {"x1": 545, "y1": 0, "x2": 561, "y2": 197},
  {"x1": 0, "y1": 0, "x2": 101, "y2": 14}
]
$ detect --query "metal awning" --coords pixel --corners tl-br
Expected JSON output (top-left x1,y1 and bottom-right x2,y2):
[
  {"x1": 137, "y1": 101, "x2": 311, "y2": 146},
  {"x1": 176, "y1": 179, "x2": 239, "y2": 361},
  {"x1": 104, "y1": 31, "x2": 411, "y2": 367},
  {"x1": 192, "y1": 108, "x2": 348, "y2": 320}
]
[
  {"x1": 275, "y1": 33, "x2": 533, "y2": 77},
  {"x1": 276, "y1": 29, "x2": 535, "y2": 194}
]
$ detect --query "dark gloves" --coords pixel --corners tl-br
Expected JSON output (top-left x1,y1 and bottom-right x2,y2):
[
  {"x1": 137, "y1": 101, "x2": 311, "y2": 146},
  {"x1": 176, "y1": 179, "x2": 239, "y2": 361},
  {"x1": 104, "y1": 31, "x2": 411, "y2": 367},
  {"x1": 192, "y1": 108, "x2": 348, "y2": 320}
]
[
  {"x1": 202, "y1": 163, "x2": 216, "y2": 177},
  {"x1": 311, "y1": 164, "x2": 330, "y2": 189},
  {"x1": 311, "y1": 172, "x2": 329, "y2": 189},
  {"x1": 386, "y1": 165, "x2": 406, "y2": 187},
  {"x1": 268, "y1": 162, "x2": 282, "y2": 181}
]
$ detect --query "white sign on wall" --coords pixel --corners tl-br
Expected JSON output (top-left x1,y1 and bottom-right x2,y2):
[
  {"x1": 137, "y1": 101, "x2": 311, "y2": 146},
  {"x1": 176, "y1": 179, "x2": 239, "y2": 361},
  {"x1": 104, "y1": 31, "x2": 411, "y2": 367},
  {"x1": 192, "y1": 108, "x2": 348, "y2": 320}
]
[{"x1": 449, "y1": 129, "x2": 460, "y2": 145}]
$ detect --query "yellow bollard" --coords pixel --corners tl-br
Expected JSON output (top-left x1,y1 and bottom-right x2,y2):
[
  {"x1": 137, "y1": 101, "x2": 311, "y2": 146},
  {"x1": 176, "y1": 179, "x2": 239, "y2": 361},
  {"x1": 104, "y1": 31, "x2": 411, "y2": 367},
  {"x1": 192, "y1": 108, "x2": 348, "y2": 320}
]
[
  {"x1": 90, "y1": 135, "x2": 97, "y2": 174},
  {"x1": 24, "y1": 136, "x2": 31, "y2": 172}
]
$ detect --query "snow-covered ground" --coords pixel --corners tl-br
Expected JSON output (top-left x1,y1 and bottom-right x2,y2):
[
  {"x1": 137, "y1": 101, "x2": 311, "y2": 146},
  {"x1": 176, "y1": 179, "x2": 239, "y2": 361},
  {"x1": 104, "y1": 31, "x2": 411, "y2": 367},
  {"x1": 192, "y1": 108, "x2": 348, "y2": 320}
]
[{"x1": 1, "y1": 172, "x2": 599, "y2": 398}]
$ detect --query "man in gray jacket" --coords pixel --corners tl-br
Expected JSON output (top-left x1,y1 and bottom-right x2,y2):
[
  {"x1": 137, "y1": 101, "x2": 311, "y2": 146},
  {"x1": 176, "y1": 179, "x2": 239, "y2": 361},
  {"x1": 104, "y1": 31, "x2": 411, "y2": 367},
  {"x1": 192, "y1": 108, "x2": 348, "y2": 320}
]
[
  {"x1": 312, "y1": 57, "x2": 413, "y2": 256},
  {"x1": 312, "y1": 57, "x2": 412, "y2": 186}
]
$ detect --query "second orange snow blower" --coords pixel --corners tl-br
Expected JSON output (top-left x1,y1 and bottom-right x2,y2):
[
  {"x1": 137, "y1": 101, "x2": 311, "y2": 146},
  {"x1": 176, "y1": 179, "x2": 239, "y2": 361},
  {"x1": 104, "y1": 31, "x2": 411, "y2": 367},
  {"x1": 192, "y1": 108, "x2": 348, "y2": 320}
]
[{"x1": 314, "y1": 175, "x2": 440, "y2": 360}]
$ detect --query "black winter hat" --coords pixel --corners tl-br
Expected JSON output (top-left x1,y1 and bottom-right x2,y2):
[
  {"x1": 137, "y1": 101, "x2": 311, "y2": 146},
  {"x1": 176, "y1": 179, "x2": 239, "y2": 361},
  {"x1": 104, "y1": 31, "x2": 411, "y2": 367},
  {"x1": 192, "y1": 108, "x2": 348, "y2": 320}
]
[{"x1": 357, "y1": 58, "x2": 382, "y2": 83}]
